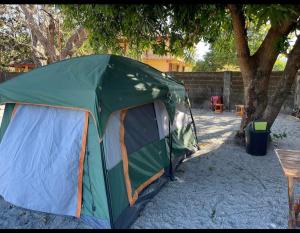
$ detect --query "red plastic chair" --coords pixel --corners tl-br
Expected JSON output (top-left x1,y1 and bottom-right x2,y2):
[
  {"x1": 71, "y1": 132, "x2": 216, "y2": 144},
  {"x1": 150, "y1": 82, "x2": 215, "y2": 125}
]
[{"x1": 210, "y1": 96, "x2": 223, "y2": 111}]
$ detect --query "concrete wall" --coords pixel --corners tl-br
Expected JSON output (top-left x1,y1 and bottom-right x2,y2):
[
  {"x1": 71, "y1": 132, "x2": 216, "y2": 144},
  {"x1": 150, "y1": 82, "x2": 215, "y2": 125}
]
[
  {"x1": 0, "y1": 70, "x2": 299, "y2": 113},
  {"x1": 169, "y1": 71, "x2": 299, "y2": 113},
  {"x1": 168, "y1": 72, "x2": 224, "y2": 109}
]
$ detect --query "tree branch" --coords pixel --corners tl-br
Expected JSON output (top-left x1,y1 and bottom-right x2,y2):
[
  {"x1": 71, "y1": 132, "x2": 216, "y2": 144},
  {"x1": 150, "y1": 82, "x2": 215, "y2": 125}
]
[
  {"x1": 253, "y1": 10, "x2": 300, "y2": 73},
  {"x1": 263, "y1": 35, "x2": 300, "y2": 125},
  {"x1": 40, "y1": 8, "x2": 58, "y2": 23},
  {"x1": 60, "y1": 26, "x2": 88, "y2": 59},
  {"x1": 227, "y1": 4, "x2": 251, "y2": 61},
  {"x1": 20, "y1": 4, "x2": 58, "y2": 62},
  {"x1": 0, "y1": 31, "x2": 47, "y2": 60},
  {"x1": 30, "y1": 32, "x2": 44, "y2": 67},
  {"x1": 48, "y1": 17, "x2": 56, "y2": 53}
]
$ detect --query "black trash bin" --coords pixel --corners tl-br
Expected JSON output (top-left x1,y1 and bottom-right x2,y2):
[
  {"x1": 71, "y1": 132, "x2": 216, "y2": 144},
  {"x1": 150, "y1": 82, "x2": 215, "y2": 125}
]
[{"x1": 245, "y1": 121, "x2": 270, "y2": 156}]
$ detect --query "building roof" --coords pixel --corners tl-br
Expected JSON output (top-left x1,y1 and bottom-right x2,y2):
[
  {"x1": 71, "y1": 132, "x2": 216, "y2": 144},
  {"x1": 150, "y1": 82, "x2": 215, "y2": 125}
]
[{"x1": 9, "y1": 58, "x2": 36, "y2": 68}]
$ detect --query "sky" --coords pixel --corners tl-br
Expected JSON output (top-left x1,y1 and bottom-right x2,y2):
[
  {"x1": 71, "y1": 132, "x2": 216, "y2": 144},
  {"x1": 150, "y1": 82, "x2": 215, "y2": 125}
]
[{"x1": 195, "y1": 41, "x2": 210, "y2": 61}]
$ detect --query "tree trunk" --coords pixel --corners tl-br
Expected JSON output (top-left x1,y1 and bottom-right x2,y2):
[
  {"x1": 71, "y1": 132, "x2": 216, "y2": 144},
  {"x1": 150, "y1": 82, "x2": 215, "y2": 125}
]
[
  {"x1": 228, "y1": 4, "x2": 300, "y2": 140},
  {"x1": 228, "y1": 5, "x2": 271, "y2": 137},
  {"x1": 20, "y1": 5, "x2": 88, "y2": 65},
  {"x1": 60, "y1": 26, "x2": 88, "y2": 60},
  {"x1": 241, "y1": 71, "x2": 270, "y2": 130},
  {"x1": 20, "y1": 5, "x2": 58, "y2": 63},
  {"x1": 263, "y1": 36, "x2": 300, "y2": 127},
  {"x1": 30, "y1": 33, "x2": 44, "y2": 67}
]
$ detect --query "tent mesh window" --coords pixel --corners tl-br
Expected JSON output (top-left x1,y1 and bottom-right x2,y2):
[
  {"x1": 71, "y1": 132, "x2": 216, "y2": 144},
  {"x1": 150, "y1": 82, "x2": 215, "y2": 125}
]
[{"x1": 124, "y1": 103, "x2": 160, "y2": 155}]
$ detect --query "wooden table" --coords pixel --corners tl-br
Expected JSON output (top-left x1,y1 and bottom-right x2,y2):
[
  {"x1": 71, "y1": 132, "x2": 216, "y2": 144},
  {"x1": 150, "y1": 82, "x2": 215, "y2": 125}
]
[
  {"x1": 275, "y1": 149, "x2": 300, "y2": 229},
  {"x1": 235, "y1": 105, "x2": 245, "y2": 117}
]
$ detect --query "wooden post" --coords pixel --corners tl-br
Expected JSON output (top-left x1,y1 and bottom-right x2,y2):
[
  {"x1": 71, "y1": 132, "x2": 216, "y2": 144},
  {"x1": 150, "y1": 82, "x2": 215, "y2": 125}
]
[
  {"x1": 288, "y1": 176, "x2": 296, "y2": 229},
  {"x1": 223, "y1": 71, "x2": 232, "y2": 111}
]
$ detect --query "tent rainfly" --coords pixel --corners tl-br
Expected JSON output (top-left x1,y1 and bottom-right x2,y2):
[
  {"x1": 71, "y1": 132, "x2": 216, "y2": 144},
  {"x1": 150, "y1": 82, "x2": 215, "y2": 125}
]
[{"x1": 0, "y1": 54, "x2": 199, "y2": 229}]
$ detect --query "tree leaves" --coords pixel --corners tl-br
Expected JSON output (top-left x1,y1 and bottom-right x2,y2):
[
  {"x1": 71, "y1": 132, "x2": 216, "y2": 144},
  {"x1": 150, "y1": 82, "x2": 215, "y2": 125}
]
[
  {"x1": 60, "y1": 4, "x2": 299, "y2": 68},
  {"x1": 0, "y1": 5, "x2": 33, "y2": 71},
  {"x1": 193, "y1": 21, "x2": 288, "y2": 72},
  {"x1": 60, "y1": 4, "x2": 227, "y2": 60}
]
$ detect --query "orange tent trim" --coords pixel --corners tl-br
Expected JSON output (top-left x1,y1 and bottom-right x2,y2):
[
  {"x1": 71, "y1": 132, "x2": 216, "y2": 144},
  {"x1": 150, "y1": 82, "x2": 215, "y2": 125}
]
[
  {"x1": 119, "y1": 109, "x2": 165, "y2": 207},
  {"x1": 11, "y1": 103, "x2": 19, "y2": 119},
  {"x1": 76, "y1": 111, "x2": 89, "y2": 217}
]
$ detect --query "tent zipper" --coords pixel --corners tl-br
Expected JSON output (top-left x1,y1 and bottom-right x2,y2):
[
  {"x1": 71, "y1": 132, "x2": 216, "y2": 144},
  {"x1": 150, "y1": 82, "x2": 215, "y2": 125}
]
[{"x1": 86, "y1": 148, "x2": 96, "y2": 214}]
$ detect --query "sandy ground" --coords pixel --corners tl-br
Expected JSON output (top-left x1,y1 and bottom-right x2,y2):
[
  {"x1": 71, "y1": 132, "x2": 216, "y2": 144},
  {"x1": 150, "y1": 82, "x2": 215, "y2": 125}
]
[
  {"x1": 0, "y1": 106, "x2": 299, "y2": 228},
  {"x1": 131, "y1": 110, "x2": 300, "y2": 229}
]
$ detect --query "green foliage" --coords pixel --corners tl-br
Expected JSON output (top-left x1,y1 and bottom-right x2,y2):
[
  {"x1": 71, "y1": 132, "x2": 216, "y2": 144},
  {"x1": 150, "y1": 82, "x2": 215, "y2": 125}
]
[
  {"x1": 44, "y1": 5, "x2": 94, "y2": 59},
  {"x1": 0, "y1": 4, "x2": 95, "y2": 68},
  {"x1": 273, "y1": 55, "x2": 287, "y2": 71},
  {"x1": 60, "y1": 4, "x2": 298, "y2": 72},
  {"x1": 193, "y1": 20, "x2": 288, "y2": 72},
  {"x1": 271, "y1": 131, "x2": 287, "y2": 140},
  {"x1": 192, "y1": 23, "x2": 265, "y2": 72},
  {"x1": 72, "y1": 38, "x2": 95, "y2": 57},
  {"x1": 0, "y1": 5, "x2": 33, "y2": 71},
  {"x1": 1, "y1": 4, "x2": 296, "y2": 74},
  {"x1": 244, "y1": 4, "x2": 299, "y2": 29},
  {"x1": 193, "y1": 33, "x2": 238, "y2": 71},
  {"x1": 60, "y1": 4, "x2": 227, "y2": 60},
  {"x1": 271, "y1": 130, "x2": 287, "y2": 147},
  {"x1": 244, "y1": 5, "x2": 299, "y2": 55}
]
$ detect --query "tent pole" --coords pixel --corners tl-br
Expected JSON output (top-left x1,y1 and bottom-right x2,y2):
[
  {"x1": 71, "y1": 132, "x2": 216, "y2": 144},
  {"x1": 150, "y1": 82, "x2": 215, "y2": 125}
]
[
  {"x1": 168, "y1": 120, "x2": 175, "y2": 181},
  {"x1": 99, "y1": 141, "x2": 114, "y2": 228},
  {"x1": 184, "y1": 86, "x2": 200, "y2": 150}
]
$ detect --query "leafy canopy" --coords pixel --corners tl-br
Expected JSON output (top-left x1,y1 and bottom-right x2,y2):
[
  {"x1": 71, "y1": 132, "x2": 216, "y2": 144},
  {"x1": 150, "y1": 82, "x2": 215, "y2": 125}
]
[
  {"x1": 61, "y1": 4, "x2": 226, "y2": 59},
  {"x1": 61, "y1": 4, "x2": 298, "y2": 68},
  {"x1": 193, "y1": 22, "x2": 289, "y2": 72},
  {"x1": 0, "y1": 5, "x2": 33, "y2": 71}
]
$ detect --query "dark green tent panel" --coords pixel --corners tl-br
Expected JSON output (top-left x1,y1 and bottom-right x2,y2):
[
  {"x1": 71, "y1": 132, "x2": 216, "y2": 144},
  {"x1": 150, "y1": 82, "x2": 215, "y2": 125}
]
[
  {"x1": 81, "y1": 115, "x2": 109, "y2": 221},
  {"x1": 0, "y1": 54, "x2": 199, "y2": 228},
  {"x1": 0, "y1": 103, "x2": 14, "y2": 142},
  {"x1": 0, "y1": 54, "x2": 186, "y2": 138}
]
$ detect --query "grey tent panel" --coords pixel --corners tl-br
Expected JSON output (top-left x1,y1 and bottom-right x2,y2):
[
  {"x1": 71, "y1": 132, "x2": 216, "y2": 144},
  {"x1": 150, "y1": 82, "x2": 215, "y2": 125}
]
[
  {"x1": 103, "y1": 111, "x2": 122, "y2": 170},
  {"x1": 154, "y1": 100, "x2": 169, "y2": 139},
  {"x1": 173, "y1": 103, "x2": 190, "y2": 131},
  {"x1": 0, "y1": 105, "x2": 86, "y2": 217},
  {"x1": 154, "y1": 101, "x2": 190, "y2": 135}
]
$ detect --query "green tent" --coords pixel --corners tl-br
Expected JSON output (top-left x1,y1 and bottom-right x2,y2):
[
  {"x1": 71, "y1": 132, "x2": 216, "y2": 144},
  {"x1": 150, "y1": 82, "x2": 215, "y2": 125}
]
[{"x1": 0, "y1": 54, "x2": 198, "y2": 228}]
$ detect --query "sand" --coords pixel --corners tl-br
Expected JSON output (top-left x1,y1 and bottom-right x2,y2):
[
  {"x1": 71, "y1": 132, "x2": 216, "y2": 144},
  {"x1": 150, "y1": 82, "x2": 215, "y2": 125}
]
[
  {"x1": 0, "y1": 106, "x2": 299, "y2": 229},
  {"x1": 131, "y1": 110, "x2": 300, "y2": 229}
]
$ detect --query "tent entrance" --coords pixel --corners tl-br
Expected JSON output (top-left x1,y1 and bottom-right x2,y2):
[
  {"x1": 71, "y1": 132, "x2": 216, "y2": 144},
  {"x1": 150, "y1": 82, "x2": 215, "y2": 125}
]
[
  {"x1": 119, "y1": 103, "x2": 168, "y2": 206},
  {"x1": 0, "y1": 104, "x2": 88, "y2": 217}
]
